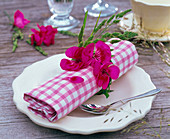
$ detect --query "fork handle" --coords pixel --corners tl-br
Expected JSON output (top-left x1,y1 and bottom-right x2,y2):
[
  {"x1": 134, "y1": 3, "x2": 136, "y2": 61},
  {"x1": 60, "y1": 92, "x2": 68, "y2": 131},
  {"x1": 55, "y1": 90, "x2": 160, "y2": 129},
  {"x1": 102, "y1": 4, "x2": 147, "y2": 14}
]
[{"x1": 110, "y1": 89, "x2": 161, "y2": 106}]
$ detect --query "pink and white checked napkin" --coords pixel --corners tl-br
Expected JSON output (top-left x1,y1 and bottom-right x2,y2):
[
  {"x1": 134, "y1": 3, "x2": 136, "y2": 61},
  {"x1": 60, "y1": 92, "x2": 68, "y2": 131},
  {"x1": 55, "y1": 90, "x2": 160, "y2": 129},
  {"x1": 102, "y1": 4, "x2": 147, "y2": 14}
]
[{"x1": 24, "y1": 40, "x2": 138, "y2": 122}]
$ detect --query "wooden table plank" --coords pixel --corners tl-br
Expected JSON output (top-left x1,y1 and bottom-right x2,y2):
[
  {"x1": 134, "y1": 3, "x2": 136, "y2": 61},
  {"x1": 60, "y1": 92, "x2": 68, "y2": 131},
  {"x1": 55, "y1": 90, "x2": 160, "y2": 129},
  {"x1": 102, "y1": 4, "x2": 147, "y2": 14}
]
[{"x1": 0, "y1": 0, "x2": 169, "y2": 138}]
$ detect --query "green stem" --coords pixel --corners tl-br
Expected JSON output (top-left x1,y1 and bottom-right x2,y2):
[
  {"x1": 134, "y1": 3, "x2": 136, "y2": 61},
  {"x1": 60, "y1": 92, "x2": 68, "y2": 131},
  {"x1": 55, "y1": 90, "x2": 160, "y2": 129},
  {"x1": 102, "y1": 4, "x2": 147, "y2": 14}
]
[
  {"x1": 12, "y1": 39, "x2": 18, "y2": 52},
  {"x1": 142, "y1": 119, "x2": 162, "y2": 139},
  {"x1": 90, "y1": 11, "x2": 101, "y2": 37},
  {"x1": 4, "y1": 11, "x2": 13, "y2": 24}
]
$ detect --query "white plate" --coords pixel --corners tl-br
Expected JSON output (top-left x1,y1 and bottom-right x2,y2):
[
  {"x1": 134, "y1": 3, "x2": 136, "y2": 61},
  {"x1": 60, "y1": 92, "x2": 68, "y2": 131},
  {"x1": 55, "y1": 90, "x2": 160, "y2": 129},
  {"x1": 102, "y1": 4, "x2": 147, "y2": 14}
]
[
  {"x1": 12, "y1": 54, "x2": 156, "y2": 135},
  {"x1": 119, "y1": 13, "x2": 170, "y2": 42}
]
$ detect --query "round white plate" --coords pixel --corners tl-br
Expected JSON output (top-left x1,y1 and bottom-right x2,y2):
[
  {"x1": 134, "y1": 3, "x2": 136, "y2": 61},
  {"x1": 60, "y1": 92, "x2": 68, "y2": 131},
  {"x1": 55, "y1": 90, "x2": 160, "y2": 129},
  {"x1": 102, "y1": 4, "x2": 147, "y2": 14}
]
[
  {"x1": 12, "y1": 54, "x2": 156, "y2": 135},
  {"x1": 119, "y1": 13, "x2": 170, "y2": 42}
]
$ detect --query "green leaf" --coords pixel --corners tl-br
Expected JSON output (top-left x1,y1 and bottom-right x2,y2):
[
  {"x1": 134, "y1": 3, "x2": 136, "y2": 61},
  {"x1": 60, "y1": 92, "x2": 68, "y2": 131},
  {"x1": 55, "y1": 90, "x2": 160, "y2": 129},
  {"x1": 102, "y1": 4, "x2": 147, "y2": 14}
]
[
  {"x1": 13, "y1": 27, "x2": 19, "y2": 32},
  {"x1": 78, "y1": 27, "x2": 84, "y2": 44},
  {"x1": 112, "y1": 19, "x2": 120, "y2": 24},
  {"x1": 123, "y1": 31, "x2": 138, "y2": 39},
  {"x1": 116, "y1": 9, "x2": 132, "y2": 18},
  {"x1": 83, "y1": 11, "x2": 88, "y2": 29},
  {"x1": 112, "y1": 32, "x2": 121, "y2": 37},
  {"x1": 102, "y1": 32, "x2": 113, "y2": 38},
  {"x1": 26, "y1": 39, "x2": 31, "y2": 45},
  {"x1": 117, "y1": 34, "x2": 127, "y2": 40},
  {"x1": 78, "y1": 11, "x2": 88, "y2": 43},
  {"x1": 58, "y1": 30, "x2": 78, "y2": 37},
  {"x1": 104, "y1": 91, "x2": 110, "y2": 98},
  {"x1": 110, "y1": 39, "x2": 121, "y2": 44},
  {"x1": 107, "y1": 14, "x2": 115, "y2": 24},
  {"x1": 94, "y1": 19, "x2": 107, "y2": 34}
]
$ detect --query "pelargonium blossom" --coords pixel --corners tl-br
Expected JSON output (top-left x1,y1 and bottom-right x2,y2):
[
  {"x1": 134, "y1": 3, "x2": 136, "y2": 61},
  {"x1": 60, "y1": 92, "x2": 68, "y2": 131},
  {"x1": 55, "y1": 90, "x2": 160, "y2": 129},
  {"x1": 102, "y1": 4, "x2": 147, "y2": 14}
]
[
  {"x1": 13, "y1": 10, "x2": 30, "y2": 29},
  {"x1": 60, "y1": 43, "x2": 94, "y2": 71},
  {"x1": 93, "y1": 41, "x2": 111, "y2": 64},
  {"x1": 93, "y1": 61, "x2": 120, "y2": 89},
  {"x1": 31, "y1": 24, "x2": 58, "y2": 46}
]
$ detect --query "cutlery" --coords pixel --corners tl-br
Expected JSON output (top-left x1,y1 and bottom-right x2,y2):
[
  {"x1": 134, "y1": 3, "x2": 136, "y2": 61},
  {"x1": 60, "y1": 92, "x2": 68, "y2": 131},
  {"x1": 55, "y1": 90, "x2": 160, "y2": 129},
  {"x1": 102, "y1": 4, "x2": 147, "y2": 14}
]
[{"x1": 79, "y1": 88, "x2": 161, "y2": 115}]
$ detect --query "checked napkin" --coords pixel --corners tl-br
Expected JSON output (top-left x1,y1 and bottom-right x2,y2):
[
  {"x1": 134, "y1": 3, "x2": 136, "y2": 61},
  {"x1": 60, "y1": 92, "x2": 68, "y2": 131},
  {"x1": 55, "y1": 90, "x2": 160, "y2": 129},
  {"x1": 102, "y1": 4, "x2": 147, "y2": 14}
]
[{"x1": 24, "y1": 40, "x2": 138, "y2": 122}]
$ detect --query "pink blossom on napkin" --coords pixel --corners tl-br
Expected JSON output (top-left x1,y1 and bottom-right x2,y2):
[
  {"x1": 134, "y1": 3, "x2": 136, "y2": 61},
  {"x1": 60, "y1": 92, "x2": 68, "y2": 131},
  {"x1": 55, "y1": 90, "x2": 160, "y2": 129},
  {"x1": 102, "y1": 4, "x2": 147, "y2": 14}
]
[
  {"x1": 94, "y1": 41, "x2": 111, "y2": 64},
  {"x1": 63, "y1": 76, "x2": 84, "y2": 83},
  {"x1": 60, "y1": 43, "x2": 94, "y2": 71},
  {"x1": 93, "y1": 61, "x2": 120, "y2": 89},
  {"x1": 14, "y1": 10, "x2": 30, "y2": 29}
]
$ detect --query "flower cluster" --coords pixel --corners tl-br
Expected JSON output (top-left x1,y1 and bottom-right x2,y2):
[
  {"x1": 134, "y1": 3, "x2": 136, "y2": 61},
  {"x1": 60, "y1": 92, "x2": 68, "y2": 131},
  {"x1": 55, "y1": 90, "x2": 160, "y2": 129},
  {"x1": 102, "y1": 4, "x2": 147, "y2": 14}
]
[
  {"x1": 60, "y1": 41, "x2": 120, "y2": 90},
  {"x1": 31, "y1": 24, "x2": 58, "y2": 46}
]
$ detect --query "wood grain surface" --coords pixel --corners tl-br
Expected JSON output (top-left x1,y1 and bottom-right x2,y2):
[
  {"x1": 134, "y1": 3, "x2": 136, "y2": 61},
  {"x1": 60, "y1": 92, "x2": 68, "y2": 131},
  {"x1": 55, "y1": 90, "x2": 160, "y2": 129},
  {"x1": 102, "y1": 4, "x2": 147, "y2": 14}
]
[{"x1": 0, "y1": 0, "x2": 169, "y2": 138}]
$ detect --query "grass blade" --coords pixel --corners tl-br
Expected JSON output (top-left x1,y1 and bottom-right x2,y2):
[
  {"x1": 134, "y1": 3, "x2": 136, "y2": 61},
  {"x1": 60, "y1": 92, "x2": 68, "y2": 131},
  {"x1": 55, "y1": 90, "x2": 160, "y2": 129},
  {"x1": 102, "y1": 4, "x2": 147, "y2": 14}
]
[{"x1": 78, "y1": 11, "x2": 88, "y2": 44}]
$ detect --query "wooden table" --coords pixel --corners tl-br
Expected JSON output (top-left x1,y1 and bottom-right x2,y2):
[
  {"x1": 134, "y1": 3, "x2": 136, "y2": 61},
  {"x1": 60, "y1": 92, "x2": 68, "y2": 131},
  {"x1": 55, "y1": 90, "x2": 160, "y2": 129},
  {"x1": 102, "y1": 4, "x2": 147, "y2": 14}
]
[{"x1": 0, "y1": 0, "x2": 169, "y2": 138}]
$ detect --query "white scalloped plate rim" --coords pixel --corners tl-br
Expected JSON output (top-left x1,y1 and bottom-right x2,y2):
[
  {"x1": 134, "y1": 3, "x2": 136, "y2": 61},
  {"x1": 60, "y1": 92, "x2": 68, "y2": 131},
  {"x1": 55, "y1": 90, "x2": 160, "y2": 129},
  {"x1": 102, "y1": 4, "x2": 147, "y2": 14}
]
[{"x1": 12, "y1": 54, "x2": 156, "y2": 135}]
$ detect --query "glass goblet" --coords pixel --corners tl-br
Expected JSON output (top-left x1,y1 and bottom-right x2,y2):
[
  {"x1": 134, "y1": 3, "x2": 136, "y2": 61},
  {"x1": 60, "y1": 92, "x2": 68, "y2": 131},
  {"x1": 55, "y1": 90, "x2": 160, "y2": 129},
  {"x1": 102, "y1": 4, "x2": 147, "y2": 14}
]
[
  {"x1": 44, "y1": 0, "x2": 80, "y2": 31},
  {"x1": 84, "y1": 0, "x2": 118, "y2": 17}
]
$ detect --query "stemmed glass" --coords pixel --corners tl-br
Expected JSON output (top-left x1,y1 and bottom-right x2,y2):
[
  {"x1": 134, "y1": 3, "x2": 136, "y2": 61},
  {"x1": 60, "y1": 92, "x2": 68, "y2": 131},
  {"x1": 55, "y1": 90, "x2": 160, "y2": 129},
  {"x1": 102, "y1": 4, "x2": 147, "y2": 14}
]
[
  {"x1": 44, "y1": 0, "x2": 79, "y2": 31},
  {"x1": 84, "y1": 0, "x2": 118, "y2": 17}
]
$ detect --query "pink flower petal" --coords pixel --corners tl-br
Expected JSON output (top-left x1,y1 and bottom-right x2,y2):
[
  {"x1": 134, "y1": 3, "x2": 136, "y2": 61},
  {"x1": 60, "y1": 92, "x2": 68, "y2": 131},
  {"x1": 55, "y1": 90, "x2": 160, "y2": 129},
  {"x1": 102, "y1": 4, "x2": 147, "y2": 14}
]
[
  {"x1": 34, "y1": 34, "x2": 42, "y2": 46},
  {"x1": 96, "y1": 75, "x2": 104, "y2": 87},
  {"x1": 107, "y1": 65, "x2": 120, "y2": 80},
  {"x1": 23, "y1": 18, "x2": 30, "y2": 25},
  {"x1": 60, "y1": 59, "x2": 84, "y2": 71},
  {"x1": 31, "y1": 28, "x2": 39, "y2": 34},
  {"x1": 14, "y1": 10, "x2": 24, "y2": 20},
  {"x1": 65, "y1": 46, "x2": 80, "y2": 59},
  {"x1": 69, "y1": 76, "x2": 84, "y2": 83},
  {"x1": 15, "y1": 18, "x2": 25, "y2": 29},
  {"x1": 92, "y1": 60, "x2": 101, "y2": 77},
  {"x1": 94, "y1": 41, "x2": 111, "y2": 64},
  {"x1": 43, "y1": 35, "x2": 53, "y2": 46},
  {"x1": 96, "y1": 41, "x2": 110, "y2": 51},
  {"x1": 82, "y1": 43, "x2": 94, "y2": 64},
  {"x1": 102, "y1": 74, "x2": 110, "y2": 89},
  {"x1": 39, "y1": 25, "x2": 47, "y2": 33}
]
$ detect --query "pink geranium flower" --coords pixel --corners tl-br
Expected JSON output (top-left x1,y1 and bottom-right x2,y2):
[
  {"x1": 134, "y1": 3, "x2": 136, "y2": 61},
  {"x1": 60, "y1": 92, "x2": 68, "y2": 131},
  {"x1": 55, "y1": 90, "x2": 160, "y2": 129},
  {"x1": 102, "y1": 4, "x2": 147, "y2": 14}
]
[
  {"x1": 93, "y1": 61, "x2": 120, "y2": 89},
  {"x1": 93, "y1": 41, "x2": 111, "y2": 64},
  {"x1": 31, "y1": 24, "x2": 58, "y2": 46},
  {"x1": 60, "y1": 43, "x2": 94, "y2": 71},
  {"x1": 14, "y1": 10, "x2": 30, "y2": 29}
]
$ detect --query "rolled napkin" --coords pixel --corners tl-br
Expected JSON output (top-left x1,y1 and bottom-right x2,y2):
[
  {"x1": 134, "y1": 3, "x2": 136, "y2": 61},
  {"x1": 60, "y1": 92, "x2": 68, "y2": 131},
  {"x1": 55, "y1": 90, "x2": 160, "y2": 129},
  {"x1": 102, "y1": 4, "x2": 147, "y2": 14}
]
[{"x1": 24, "y1": 40, "x2": 138, "y2": 122}]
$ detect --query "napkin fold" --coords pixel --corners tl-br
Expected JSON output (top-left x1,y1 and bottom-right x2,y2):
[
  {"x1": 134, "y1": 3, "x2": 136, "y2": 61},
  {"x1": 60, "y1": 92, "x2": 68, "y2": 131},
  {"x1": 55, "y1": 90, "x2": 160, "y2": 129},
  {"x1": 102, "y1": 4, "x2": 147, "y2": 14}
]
[{"x1": 24, "y1": 40, "x2": 138, "y2": 122}]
